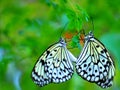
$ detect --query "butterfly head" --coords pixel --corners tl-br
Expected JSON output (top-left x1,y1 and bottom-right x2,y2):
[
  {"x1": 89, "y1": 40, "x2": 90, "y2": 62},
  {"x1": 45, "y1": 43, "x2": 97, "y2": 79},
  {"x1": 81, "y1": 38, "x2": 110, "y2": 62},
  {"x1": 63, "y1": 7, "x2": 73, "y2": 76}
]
[
  {"x1": 85, "y1": 31, "x2": 94, "y2": 40},
  {"x1": 59, "y1": 37, "x2": 66, "y2": 46}
]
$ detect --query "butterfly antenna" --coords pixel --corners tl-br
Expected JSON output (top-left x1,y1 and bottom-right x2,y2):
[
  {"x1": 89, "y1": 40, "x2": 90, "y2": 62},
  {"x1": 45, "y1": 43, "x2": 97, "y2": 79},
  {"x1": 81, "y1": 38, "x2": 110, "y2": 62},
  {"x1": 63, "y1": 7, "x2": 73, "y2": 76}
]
[
  {"x1": 59, "y1": 22, "x2": 68, "y2": 38},
  {"x1": 90, "y1": 16, "x2": 94, "y2": 33}
]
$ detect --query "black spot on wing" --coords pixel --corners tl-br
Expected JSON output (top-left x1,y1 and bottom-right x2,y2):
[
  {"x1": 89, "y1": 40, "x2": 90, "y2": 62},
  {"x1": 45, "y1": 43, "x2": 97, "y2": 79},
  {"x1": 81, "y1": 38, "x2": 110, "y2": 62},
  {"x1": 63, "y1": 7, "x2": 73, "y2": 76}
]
[
  {"x1": 103, "y1": 49, "x2": 107, "y2": 53},
  {"x1": 100, "y1": 48, "x2": 107, "y2": 54},
  {"x1": 50, "y1": 53, "x2": 52, "y2": 56},
  {"x1": 100, "y1": 67, "x2": 102, "y2": 69},
  {"x1": 92, "y1": 54, "x2": 94, "y2": 57},
  {"x1": 96, "y1": 45, "x2": 99, "y2": 48},
  {"x1": 63, "y1": 58, "x2": 66, "y2": 61},
  {"x1": 40, "y1": 59, "x2": 45, "y2": 65},
  {"x1": 54, "y1": 49, "x2": 57, "y2": 52},
  {"x1": 84, "y1": 64, "x2": 87, "y2": 67},
  {"x1": 95, "y1": 70, "x2": 97, "y2": 72},
  {"x1": 106, "y1": 61, "x2": 111, "y2": 65},
  {"x1": 102, "y1": 59, "x2": 105, "y2": 63},
  {"x1": 89, "y1": 68, "x2": 91, "y2": 71},
  {"x1": 46, "y1": 51, "x2": 50, "y2": 58},
  {"x1": 100, "y1": 50, "x2": 104, "y2": 54},
  {"x1": 47, "y1": 51, "x2": 50, "y2": 54}
]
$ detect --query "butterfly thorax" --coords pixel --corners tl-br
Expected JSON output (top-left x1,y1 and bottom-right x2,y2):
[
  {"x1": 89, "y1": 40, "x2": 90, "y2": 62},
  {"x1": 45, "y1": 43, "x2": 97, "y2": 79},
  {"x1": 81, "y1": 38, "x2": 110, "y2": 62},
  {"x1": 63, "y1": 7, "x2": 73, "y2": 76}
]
[
  {"x1": 85, "y1": 31, "x2": 94, "y2": 41},
  {"x1": 59, "y1": 38, "x2": 66, "y2": 47}
]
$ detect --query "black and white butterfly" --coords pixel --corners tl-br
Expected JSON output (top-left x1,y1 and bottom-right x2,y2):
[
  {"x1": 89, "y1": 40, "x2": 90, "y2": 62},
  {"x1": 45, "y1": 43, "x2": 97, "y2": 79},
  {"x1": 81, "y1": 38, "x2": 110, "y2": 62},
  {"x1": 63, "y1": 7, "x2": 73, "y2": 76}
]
[
  {"x1": 76, "y1": 31, "x2": 115, "y2": 88},
  {"x1": 32, "y1": 38, "x2": 77, "y2": 87}
]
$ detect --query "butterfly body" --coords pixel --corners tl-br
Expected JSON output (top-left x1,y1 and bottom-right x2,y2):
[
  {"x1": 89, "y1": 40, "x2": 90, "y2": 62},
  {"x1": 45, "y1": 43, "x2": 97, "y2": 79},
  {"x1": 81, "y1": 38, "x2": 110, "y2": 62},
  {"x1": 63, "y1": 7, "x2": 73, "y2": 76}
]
[{"x1": 76, "y1": 31, "x2": 115, "y2": 88}]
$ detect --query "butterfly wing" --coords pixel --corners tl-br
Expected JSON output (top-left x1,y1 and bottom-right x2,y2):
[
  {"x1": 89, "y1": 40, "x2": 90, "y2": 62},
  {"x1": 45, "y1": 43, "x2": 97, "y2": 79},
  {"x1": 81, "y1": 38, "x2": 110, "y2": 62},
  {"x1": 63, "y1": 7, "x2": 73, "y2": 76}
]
[
  {"x1": 32, "y1": 38, "x2": 75, "y2": 86},
  {"x1": 45, "y1": 45, "x2": 74, "y2": 83},
  {"x1": 76, "y1": 32, "x2": 115, "y2": 88},
  {"x1": 31, "y1": 44, "x2": 58, "y2": 86},
  {"x1": 93, "y1": 38, "x2": 115, "y2": 88}
]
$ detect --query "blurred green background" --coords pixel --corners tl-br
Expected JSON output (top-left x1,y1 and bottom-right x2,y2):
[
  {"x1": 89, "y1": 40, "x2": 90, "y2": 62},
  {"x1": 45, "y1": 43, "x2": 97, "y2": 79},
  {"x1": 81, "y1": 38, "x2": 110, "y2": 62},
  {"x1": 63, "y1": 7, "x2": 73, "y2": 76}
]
[{"x1": 0, "y1": 0, "x2": 120, "y2": 90}]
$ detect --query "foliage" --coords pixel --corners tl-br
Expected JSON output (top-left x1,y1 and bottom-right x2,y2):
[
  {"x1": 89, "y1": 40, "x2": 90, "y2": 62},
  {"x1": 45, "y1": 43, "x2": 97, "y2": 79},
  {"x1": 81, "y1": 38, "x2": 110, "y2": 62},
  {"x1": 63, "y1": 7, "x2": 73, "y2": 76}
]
[{"x1": 0, "y1": 0, "x2": 120, "y2": 90}]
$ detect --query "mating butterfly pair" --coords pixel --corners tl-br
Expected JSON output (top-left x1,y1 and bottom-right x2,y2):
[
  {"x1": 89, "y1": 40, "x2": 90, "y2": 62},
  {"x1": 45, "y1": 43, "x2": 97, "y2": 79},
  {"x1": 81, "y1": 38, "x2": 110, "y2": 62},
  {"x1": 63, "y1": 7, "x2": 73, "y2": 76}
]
[{"x1": 31, "y1": 31, "x2": 115, "y2": 88}]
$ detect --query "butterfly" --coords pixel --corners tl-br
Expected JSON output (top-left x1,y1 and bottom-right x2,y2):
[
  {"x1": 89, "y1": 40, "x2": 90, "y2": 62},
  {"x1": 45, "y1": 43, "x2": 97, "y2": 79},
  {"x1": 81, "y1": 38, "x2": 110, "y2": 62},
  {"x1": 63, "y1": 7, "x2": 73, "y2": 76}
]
[
  {"x1": 31, "y1": 38, "x2": 77, "y2": 87},
  {"x1": 76, "y1": 31, "x2": 115, "y2": 88}
]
